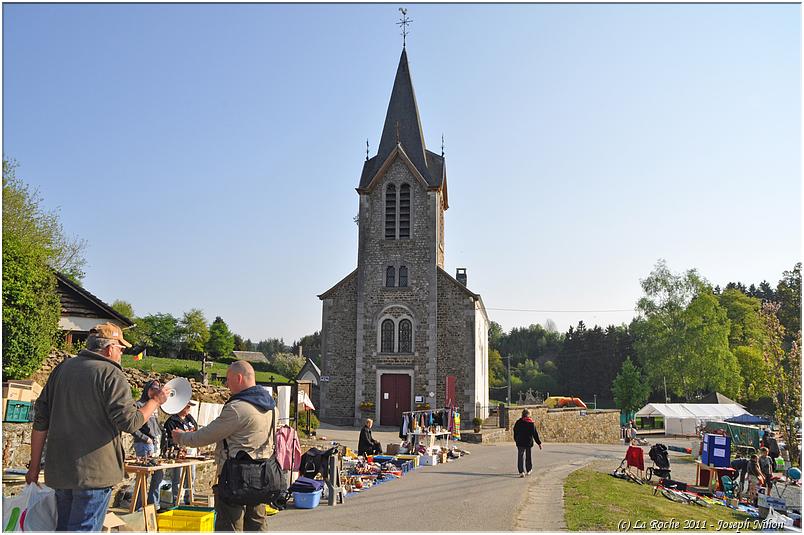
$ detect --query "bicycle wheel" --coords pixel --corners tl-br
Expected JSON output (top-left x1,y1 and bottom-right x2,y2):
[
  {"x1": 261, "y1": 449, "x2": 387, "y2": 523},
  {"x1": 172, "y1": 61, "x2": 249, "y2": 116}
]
[
  {"x1": 661, "y1": 488, "x2": 689, "y2": 503},
  {"x1": 645, "y1": 468, "x2": 654, "y2": 481},
  {"x1": 626, "y1": 470, "x2": 644, "y2": 485}
]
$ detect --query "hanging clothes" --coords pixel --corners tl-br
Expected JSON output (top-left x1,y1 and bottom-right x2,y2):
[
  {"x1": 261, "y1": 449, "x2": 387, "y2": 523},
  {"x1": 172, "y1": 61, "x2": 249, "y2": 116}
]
[
  {"x1": 275, "y1": 425, "x2": 302, "y2": 471},
  {"x1": 399, "y1": 414, "x2": 408, "y2": 439}
]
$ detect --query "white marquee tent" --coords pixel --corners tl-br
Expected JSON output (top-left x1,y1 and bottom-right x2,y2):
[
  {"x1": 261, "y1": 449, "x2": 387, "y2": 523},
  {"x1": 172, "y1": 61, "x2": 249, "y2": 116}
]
[{"x1": 635, "y1": 403, "x2": 750, "y2": 436}]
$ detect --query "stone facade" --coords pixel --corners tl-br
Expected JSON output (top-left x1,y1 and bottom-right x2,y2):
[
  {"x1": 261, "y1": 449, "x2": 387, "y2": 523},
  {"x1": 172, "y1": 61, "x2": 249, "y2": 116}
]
[{"x1": 319, "y1": 49, "x2": 489, "y2": 428}]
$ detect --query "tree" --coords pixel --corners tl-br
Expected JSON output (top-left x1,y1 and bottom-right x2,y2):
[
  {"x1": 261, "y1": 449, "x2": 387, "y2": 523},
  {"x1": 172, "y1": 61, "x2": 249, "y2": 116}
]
[
  {"x1": 256, "y1": 338, "x2": 289, "y2": 357},
  {"x1": 180, "y1": 309, "x2": 209, "y2": 357},
  {"x1": 776, "y1": 263, "x2": 802, "y2": 343},
  {"x1": 2, "y1": 235, "x2": 60, "y2": 379},
  {"x1": 488, "y1": 348, "x2": 506, "y2": 389},
  {"x1": 207, "y1": 316, "x2": 235, "y2": 359},
  {"x1": 272, "y1": 352, "x2": 305, "y2": 379},
  {"x1": 291, "y1": 331, "x2": 321, "y2": 363},
  {"x1": 111, "y1": 300, "x2": 135, "y2": 321},
  {"x1": 488, "y1": 321, "x2": 505, "y2": 350},
  {"x1": 135, "y1": 313, "x2": 181, "y2": 357},
  {"x1": 634, "y1": 261, "x2": 739, "y2": 399},
  {"x1": 3, "y1": 159, "x2": 87, "y2": 281},
  {"x1": 233, "y1": 334, "x2": 248, "y2": 351},
  {"x1": 612, "y1": 358, "x2": 650, "y2": 414}
]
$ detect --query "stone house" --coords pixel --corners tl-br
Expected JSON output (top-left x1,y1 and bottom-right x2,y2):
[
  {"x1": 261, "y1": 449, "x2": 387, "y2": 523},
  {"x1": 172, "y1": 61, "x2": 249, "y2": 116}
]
[
  {"x1": 55, "y1": 272, "x2": 133, "y2": 346},
  {"x1": 318, "y1": 47, "x2": 489, "y2": 428}
]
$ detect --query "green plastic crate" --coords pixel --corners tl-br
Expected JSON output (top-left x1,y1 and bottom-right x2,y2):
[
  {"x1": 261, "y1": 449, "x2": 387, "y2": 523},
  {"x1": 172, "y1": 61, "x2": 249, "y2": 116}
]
[{"x1": 5, "y1": 401, "x2": 33, "y2": 423}]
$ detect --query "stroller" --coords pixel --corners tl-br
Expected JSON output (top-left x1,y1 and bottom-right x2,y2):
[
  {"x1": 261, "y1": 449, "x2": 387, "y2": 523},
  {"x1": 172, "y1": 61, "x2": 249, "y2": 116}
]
[{"x1": 646, "y1": 443, "x2": 671, "y2": 481}]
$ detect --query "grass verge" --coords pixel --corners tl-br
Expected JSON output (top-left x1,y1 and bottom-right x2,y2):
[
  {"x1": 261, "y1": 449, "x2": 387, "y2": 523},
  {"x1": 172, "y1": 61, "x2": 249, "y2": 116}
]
[
  {"x1": 121, "y1": 355, "x2": 288, "y2": 384},
  {"x1": 564, "y1": 467, "x2": 758, "y2": 531}
]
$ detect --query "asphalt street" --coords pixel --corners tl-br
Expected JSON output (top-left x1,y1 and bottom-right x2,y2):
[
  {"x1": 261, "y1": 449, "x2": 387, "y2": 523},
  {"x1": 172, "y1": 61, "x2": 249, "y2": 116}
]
[{"x1": 265, "y1": 425, "x2": 666, "y2": 532}]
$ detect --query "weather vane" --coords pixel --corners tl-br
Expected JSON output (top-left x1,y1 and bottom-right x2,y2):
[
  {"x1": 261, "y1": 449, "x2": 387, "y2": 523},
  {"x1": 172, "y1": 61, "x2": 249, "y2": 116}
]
[
  {"x1": 397, "y1": 8, "x2": 412, "y2": 48},
  {"x1": 441, "y1": 133, "x2": 445, "y2": 157},
  {"x1": 366, "y1": 139, "x2": 370, "y2": 161}
]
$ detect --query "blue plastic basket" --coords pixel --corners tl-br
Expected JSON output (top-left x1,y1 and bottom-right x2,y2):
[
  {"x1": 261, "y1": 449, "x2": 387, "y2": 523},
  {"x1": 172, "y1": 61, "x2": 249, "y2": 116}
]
[{"x1": 293, "y1": 489, "x2": 322, "y2": 509}]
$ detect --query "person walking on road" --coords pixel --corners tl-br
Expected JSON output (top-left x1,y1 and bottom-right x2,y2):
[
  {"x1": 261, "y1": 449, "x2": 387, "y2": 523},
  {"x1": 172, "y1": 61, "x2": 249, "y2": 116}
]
[
  {"x1": 513, "y1": 409, "x2": 542, "y2": 477},
  {"x1": 27, "y1": 323, "x2": 170, "y2": 531}
]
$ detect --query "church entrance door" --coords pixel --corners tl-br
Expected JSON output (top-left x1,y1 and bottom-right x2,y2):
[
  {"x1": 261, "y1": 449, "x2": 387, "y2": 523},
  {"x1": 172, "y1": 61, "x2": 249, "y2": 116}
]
[{"x1": 379, "y1": 373, "x2": 411, "y2": 426}]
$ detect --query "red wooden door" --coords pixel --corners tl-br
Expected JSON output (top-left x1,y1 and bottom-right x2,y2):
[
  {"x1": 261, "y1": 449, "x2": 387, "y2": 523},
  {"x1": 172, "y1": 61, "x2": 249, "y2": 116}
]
[
  {"x1": 380, "y1": 374, "x2": 411, "y2": 426},
  {"x1": 446, "y1": 376, "x2": 457, "y2": 408}
]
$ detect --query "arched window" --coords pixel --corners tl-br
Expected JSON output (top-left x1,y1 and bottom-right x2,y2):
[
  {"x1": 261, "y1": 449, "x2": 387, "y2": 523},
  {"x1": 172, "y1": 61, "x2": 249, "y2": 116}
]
[
  {"x1": 399, "y1": 319, "x2": 412, "y2": 353},
  {"x1": 385, "y1": 184, "x2": 396, "y2": 239},
  {"x1": 399, "y1": 184, "x2": 410, "y2": 238},
  {"x1": 381, "y1": 319, "x2": 395, "y2": 353},
  {"x1": 385, "y1": 266, "x2": 396, "y2": 287},
  {"x1": 398, "y1": 266, "x2": 408, "y2": 287}
]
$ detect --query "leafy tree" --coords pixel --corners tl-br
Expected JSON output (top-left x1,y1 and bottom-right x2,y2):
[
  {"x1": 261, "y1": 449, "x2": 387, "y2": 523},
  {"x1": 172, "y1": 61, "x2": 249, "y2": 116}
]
[
  {"x1": 111, "y1": 300, "x2": 135, "y2": 321},
  {"x1": 488, "y1": 321, "x2": 505, "y2": 350},
  {"x1": 233, "y1": 334, "x2": 248, "y2": 351},
  {"x1": 181, "y1": 309, "x2": 209, "y2": 357},
  {"x1": 207, "y1": 316, "x2": 235, "y2": 359},
  {"x1": 3, "y1": 159, "x2": 87, "y2": 281},
  {"x1": 733, "y1": 345, "x2": 771, "y2": 401},
  {"x1": 488, "y1": 348, "x2": 506, "y2": 389},
  {"x1": 136, "y1": 313, "x2": 181, "y2": 358},
  {"x1": 612, "y1": 358, "x2": 650, "y2": 414},
  {"x1": 718, "y1": 289, "x2": 764, "y2": 348},
  {"x1": 272, "y1": 352, "x2": 305, "y2": 379},
  {"x1": 776, "y1": 263, "x2": 802, "y2": 343},
  {"x1": 2, "y1": 235, "x2": 60, "y2": 379},
  {"x1": 291, "y1": 331, "x2": 321, "y2": 363},
  {"x1": 256, "y1": 338, "x2": 289, "y2": 357}
]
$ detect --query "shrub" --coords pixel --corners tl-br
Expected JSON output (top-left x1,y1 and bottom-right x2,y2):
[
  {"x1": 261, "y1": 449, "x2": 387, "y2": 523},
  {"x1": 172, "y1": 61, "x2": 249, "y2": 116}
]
[
  {"x1": 2, "y1": 236, "x2": 60, "y2": 379},
  {"x1": 272, "y1": 352, "x2": 305, "y2": 379}
]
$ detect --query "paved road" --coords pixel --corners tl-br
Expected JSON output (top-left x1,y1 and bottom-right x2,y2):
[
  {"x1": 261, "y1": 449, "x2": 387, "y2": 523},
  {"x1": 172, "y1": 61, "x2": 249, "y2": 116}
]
[{"x1": 268, "y1": 426, "x2": 693, "y2": 532}]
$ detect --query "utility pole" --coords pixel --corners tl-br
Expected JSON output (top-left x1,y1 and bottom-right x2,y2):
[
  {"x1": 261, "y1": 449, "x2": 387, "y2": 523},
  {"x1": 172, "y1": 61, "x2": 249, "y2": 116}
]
[
  {"x1": 506, "y1": 354, "x2": 512, "y2": 407},
  {"x1": 593, "y1": 394, "x2": 597, "y2": 410}
]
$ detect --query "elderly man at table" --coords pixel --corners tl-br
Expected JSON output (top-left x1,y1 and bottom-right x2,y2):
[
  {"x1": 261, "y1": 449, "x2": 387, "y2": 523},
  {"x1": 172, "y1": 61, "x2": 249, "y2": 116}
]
[
  {"x1": 358, "y1": 418, "x2": 383, "y2": 456},
  {"x1": 27, "y1": 323, "x2": 170, "y2": 532},
  {"x1": 172, "y1": 360, "x2": 275, "y2": 532}
]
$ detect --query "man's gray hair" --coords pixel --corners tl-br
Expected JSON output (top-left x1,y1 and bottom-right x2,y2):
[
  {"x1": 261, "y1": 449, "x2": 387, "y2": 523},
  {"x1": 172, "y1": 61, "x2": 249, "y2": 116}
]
[
  {"x1": 86, "y1": 335, "x2": 116, "y2": 352},
  {"x1": 521, "y1": 408, "x2": 531, "y2": 417}
]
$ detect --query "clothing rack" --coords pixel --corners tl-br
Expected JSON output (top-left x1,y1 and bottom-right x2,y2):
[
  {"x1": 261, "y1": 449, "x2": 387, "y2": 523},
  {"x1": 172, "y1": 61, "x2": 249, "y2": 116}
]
[{"x1": 400, "y1": 407, "x2": 462, "y2": 452}]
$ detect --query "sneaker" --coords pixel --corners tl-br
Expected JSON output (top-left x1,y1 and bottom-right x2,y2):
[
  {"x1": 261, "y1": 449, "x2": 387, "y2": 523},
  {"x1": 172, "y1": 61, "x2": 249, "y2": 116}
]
[
  {"x1": 519, "y1": 473, "x2": 525, "y2": 478},
  {"x1": 527, "y1": 471, "x2": 532, "y2": 476}
]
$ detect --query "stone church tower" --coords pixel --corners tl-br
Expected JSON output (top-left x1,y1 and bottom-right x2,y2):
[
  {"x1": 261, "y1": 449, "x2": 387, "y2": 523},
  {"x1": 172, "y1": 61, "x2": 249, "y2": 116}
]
[{"x1": 318, "y1": 47, "x2": 489, "y2": 428}]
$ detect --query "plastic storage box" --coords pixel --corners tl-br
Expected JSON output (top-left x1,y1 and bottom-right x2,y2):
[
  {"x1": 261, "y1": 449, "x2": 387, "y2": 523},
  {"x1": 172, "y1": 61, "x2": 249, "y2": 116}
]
[
  {"x1": 701, "y1": 434, "x2": 731, "y2": 467},
  {"x1": 5, "y1": 400, "x2": 33, "y2": 423},
  {"x1": 293, "y1": 489, "x2": 323, "y2": 509},
  {"x1": 157, "y1": 508, "x2": 215, "y2": 532}
]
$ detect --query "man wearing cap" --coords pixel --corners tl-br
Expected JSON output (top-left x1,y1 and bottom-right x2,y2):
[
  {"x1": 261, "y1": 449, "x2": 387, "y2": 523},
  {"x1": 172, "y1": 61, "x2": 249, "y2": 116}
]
[
  {"x1": 162, "y1": 400, "x2": 199, "y2": 505},
  {"x1": 27, "y1": 323, "x2": 170, "y2": 532}
]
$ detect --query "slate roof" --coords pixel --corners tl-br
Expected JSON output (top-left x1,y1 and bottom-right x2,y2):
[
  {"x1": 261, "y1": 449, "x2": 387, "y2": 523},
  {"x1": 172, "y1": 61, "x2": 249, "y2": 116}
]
[
  {"x1": 296, "y1": 358, "x2": 321, "y2": 383},
  {"x1": 55, "y1": 272, "x2": 134, "y2": 327},
  {"x1": 232, "y1": 351, "x2": 270, "y2": 363},
  {"x1": 358, "y1": 49, "x2": 446, "y2": 193}
]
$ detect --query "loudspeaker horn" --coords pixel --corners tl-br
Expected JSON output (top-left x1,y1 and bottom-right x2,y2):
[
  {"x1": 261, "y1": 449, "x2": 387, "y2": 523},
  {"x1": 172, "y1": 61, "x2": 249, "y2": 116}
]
[{"x1": 161, "y1": 377, "x2": 193, "y2": 414}]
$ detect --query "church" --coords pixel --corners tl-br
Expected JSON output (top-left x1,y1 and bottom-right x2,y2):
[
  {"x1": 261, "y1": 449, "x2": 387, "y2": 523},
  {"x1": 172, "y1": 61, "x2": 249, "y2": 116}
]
[{"x1": 318, "y1": 45, "x2": 489, "y2": 428}]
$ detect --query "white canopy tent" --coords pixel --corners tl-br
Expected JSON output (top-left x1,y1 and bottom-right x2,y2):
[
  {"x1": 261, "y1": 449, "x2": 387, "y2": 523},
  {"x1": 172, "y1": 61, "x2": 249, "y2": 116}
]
[{"x1": 635, "y1": 403, "x2": 750, "y2": 436}]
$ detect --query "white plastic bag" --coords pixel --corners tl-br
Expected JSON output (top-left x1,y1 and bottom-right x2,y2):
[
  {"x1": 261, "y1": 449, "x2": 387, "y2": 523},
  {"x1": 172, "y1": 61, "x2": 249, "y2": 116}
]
[{"x1": 2, "y1": 484, "x2": 57, "y2": 532}]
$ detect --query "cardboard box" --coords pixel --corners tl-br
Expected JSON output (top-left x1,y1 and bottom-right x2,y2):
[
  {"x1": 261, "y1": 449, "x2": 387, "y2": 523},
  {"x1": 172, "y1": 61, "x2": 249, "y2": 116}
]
[
  {"x1": 758, "y1": 493, "x2": 786, "y2": 511},
  {"x1": 420, "y1": 454, "x2": 438, "y2": 466},
  {"x1": 102, "y1": 512, "x2": 128, "y2": 532},
  {"x1": 395, "y1": 454, "x2": 419, "y2": 467},
  {"x1": 386, "y1": 443, "x2": 401, "y2": 455},
  {"x1": 3, "y1": 380, "x2": 43, "y2": 403}
]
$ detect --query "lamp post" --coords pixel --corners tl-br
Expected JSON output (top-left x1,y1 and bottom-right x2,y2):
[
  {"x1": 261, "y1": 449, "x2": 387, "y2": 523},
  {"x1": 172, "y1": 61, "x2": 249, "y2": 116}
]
[{"x1": 593, "y1": 394, "x2": 597, "y2": 410}]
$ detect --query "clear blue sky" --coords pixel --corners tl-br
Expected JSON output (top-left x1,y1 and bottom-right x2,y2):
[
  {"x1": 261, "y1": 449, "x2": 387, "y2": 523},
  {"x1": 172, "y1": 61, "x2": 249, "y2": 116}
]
[{"x1": 4, "y1": 4, "x2": 800, "y2": 343}]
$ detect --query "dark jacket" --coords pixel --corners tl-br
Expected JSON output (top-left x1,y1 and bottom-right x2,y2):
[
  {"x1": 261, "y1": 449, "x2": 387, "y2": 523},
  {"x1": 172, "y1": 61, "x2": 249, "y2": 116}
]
[
  {"x1": 133, "y1": 380, "x2": 162, "y2": 445},
  {"x1": 161, "y1": 413, "x2": 198, "y2": 454},
  {"x1": 513, "y1": 417, "x2": 542, "y2": 449},
  {"x1": 33, "y1": 350, "x2": 145, "y2": 489},
  {"x1": 358, "y1": 425, "x2": 378, "y2": 454},
  {"x1": 763, "y1": 436, "x2": 781, "y2": 458}
]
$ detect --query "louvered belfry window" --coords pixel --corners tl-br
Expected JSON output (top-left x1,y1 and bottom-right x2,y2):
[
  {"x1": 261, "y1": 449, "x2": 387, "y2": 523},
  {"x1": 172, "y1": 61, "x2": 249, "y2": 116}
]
[
  {"x1": 399, "y1": 319, "x2": 412, "y2": 353},
  {"x1": 381, "y1": 319, "x2": 395, "y2": 352},
  {"x1": 385, "y1": 184, "x2": 397, "y2": 239},
  {"x1": 386, "y1": 266, "x2": 396, "y2": 287},
  {"x1": 398, "y1": 266, "x2": 408, "y2": 287},
  {"x1": 399, "y1": 184, "x2": 410, "y2": 238}
]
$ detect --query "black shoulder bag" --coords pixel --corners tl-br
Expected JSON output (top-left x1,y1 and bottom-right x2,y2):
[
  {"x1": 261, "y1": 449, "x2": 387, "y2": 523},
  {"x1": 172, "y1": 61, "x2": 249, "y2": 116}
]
[{"x1": 214, "y1": 408, "x2": 287, "y2": 506}]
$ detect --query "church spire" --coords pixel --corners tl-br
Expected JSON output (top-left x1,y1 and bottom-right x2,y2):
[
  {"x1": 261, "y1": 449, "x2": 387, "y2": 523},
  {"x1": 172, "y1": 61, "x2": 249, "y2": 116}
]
[{"x1": 376, "y1": 48, "x2": 430, "y2": 181}]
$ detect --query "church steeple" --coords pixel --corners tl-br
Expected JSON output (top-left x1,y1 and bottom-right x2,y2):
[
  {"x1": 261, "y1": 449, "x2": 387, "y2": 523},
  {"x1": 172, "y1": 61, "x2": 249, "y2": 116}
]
[{"x1": 376, "y1": 48, "x2": 430, "y2": 182}]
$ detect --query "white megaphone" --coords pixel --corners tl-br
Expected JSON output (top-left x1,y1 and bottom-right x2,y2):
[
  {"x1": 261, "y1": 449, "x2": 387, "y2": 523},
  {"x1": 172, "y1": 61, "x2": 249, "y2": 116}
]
[{"x1": 161, "y1": 377, "x2": 193, "y2": 414}]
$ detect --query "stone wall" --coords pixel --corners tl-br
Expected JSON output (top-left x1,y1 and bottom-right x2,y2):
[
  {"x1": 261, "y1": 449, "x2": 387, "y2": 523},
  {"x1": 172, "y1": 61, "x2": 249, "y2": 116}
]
[
  {"x1": 501, "y1": 405, "x2": 621, "y2": 444},
  {"x1": 319, "y1": 271, "x2": 357, "y2": 425}
]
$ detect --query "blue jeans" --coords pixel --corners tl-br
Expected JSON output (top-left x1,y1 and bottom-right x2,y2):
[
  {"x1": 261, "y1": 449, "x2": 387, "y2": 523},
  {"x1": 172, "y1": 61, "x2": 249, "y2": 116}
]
[
  {"x1": 54, "y1": 487, "x2": 112, "y2": 532},
  {"x1": 171, "y1": 466, "x2": 196, "y2": 505},
  {"x1": 133, "y1": 442, "x2": 164, "y2": 509}
]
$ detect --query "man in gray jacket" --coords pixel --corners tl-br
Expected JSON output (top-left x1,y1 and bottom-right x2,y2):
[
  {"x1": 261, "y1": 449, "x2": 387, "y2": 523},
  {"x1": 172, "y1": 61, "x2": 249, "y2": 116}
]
[
  {"x1": 27, "y1": 323, "x2": 170, "y2": 532},
  {"x1": 173, "y1": 360, "x2": 275, "y2": 532}
]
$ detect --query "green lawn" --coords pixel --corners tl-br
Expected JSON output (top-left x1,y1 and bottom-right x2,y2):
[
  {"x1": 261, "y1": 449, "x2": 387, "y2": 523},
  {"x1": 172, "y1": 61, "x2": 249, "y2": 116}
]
[
  {"x1": 564, "y1": 468, "x2": 759, "y2": 532},
  {"x1": 121, "y1": 355, "x2": 289, "y2": 384}
]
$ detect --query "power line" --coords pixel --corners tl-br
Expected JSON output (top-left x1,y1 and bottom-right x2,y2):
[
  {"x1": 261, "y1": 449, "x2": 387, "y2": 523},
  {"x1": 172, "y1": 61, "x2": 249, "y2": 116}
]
[{"x1": 486, "y1": 307, "x2": 636, "y2": 313}]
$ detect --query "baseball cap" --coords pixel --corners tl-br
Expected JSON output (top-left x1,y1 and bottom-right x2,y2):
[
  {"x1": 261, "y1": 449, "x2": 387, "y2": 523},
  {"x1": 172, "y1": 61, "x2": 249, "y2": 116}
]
[{"x1": 89, "y1": 322, "x2": 132, "y2": 348}]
